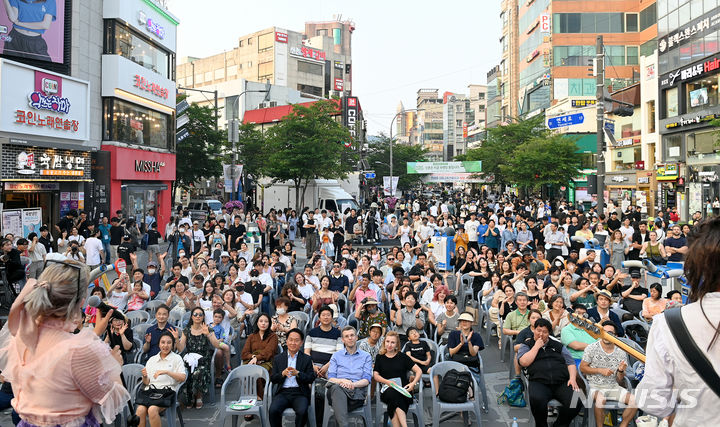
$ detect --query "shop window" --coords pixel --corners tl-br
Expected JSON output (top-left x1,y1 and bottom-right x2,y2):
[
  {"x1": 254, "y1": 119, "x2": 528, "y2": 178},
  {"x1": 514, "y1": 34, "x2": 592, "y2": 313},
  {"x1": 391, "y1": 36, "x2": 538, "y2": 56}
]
[
  {"x1": 258, "y1": 33, "x2": 274, "y2": 53},
  {"x1": 648, "y1": 101, "x2": 656, "y2": 133},
  {"x1": 297, "y1": 60, "x2": 322, "y2": 75},
  {"x1": 106, "y1": 21, "x2": 172, "y2": 79},
  {"x1": 687, "y1": 131, "x2": 718, "y2": 155},
  {"x1": 297, "y1": 84, "x2": 322, "y2": 97},
  {"x1": 663, "y1": 134, "x2": 684, "y2": 161},
  {"x1": 103, "y1": 99, "x2": 172, "y2": 150},
  {"x1": 686, "y1": 75, "x2": 719, "y2": 113},
  {"x1": 665, "y1": 87, "x2": 679, "y2": 118}
]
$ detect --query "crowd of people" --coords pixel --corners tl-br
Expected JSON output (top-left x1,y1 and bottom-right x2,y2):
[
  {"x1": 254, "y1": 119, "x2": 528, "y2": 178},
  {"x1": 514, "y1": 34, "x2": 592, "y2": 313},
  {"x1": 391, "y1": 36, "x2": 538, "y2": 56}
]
[{"x1": 0, "y1": 190, "x2": 717, "y2": 427}]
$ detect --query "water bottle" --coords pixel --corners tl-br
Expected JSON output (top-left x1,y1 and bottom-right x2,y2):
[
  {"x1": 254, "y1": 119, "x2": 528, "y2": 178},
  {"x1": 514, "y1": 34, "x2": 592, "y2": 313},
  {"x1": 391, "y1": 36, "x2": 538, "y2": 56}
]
[{"x1": 511, "y1": 417, "x2": 519, "y2": 427}]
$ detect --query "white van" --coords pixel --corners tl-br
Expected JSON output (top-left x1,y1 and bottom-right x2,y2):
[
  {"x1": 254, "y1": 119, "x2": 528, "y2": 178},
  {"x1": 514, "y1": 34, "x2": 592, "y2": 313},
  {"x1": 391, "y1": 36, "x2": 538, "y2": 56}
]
[
  {"x1": 318, "y1": 187, "x2": 359, "y2": 213},
  {"x1": 187, "y1": 199, "x2": 223, "y2": 220}
]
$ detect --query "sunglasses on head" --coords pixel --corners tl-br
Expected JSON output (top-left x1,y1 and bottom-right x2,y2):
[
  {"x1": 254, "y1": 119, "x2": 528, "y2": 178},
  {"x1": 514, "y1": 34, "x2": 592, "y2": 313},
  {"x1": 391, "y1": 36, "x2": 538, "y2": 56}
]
[{"x1": 43, "y1": 258, "x2": 83, "y2": 299}]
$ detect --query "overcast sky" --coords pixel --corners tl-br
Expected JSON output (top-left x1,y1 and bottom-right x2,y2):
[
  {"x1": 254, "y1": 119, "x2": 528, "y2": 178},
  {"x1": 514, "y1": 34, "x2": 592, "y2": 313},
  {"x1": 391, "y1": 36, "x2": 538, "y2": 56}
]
[{"x1": 170, "y1": 0, "x2": 501, "y2": 135}]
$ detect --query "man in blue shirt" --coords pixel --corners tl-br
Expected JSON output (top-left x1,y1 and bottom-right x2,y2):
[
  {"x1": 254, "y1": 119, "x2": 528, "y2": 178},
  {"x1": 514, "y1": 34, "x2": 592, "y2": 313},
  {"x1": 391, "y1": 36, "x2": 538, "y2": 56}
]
[
  {"x1": 98, "y1": 216, "x2": 112, "y2": 264},
  {"x1": 326, "y1": 326, "x2": 373, "y2": 425},
  {"x1": 141, "y1": 305, "x2": 177, "y2": 359}
]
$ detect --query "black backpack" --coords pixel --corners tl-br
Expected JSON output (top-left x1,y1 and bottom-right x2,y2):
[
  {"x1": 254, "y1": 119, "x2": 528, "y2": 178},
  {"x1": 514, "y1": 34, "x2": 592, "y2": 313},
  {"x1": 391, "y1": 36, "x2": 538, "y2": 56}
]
[{"x1": 437, "y1": 369, "x2": 473, "y2": 403}]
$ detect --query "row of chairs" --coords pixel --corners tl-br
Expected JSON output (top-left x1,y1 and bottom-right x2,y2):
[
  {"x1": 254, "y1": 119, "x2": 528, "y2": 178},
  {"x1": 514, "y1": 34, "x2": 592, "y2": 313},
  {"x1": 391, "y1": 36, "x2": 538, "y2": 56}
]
[{"x1": 218, "y1": 360, "x2": 485, "y2": 427}]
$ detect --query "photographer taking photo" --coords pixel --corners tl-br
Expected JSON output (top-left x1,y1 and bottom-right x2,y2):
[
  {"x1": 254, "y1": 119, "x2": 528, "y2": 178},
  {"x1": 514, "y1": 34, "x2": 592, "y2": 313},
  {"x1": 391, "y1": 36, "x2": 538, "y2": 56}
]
[{"x1": 1, "y1": 238, "x2": 26, "y2": 285}]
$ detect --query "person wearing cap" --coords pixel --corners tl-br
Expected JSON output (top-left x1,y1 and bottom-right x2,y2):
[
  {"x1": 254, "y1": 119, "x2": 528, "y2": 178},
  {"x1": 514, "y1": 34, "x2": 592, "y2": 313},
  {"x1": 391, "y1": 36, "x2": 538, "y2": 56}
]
[
  {"x1": 217, "y1": 251, "x2": 232, "y2": 276},
  {"x1": 518, "y1": 318, "x2": 582, "y2": 427},
  {"x1": 587, "y1": 290, "x2": 624, "y2": 336},
  {"x1": 358, "y1": 323, "x2": 384, "y2": 362},
  {"x1": 357, "y1": 297, "x2": 387, "y2": 339},
  {"x1": 446, "y1": 312, "x2": 485, "y2": 387},
  {"x1": 620, "y1": 272, "x2": 647, "y2": 317}
]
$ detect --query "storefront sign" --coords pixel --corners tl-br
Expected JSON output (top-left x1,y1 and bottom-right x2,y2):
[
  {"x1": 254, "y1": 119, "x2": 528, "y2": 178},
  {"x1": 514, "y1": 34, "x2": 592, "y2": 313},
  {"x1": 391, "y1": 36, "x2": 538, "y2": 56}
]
[
  {"x1": 699, "y1": 171, "x2": 719, "y2": 182},
  {"x1": 290, "y1": 46, "x2": 326, "y2": 61},
  {"x1": 645, "y1": 64, "x2": 656, "y2": 81},
  {"x1": 611, "y1": 175, "x2": 628, "y2": 183},
  {"x1": 658, "y1": 7, "x2": 720, "y2": 54},
  {"x1": 134, "y1": 74, "x2": 170, "y2": 99},
  {"x1": 343, "y1": 97, "x2": 359, "y2": 139},
  {"x1": 137, "y1": 10, "x2": 166, "y2": 40},
  {"x1": 657, "y1": 164, "x2": 679, "y2": 181},
  {"x1": 660, "y1": 54, "x2": 720, "y2": 89},
  {"x1": 104, "y1": 145, "x2": 176, "y2": 181},
  {"x1": 526, "y1": 49, "x2": 540, "y2": 63},
  {"x1": 4, "y1": 182, "x2": 59, "y2": 192},
  {"x1": 334, "y1": 61, "x2": 343, "y2": 70},
  {"x1": 2, "y1": 145, "x2": 90, "y2": 180},
  {"x1": 0, "y1": 60, "x2": 89, "y2": 141},
  {"x1": 664, "y1": 113, "x2": 718, "y2": 129},
  {"x1": 135, "y1": 159, "x2": 166, "y2": 173},
  {"x1": 275, "y1": 32, "x2": 288, "y2": 43},
  {"x1": 540, "y1": 13, "x2": 551, "y2": 33},
  {"x1": 571, "y1": 99, "x2": 596, "y2": 108},
  {"x1": 635, "y1": 161, "x2": 645, "y2": 170},
  {"x1": 638, "y1": 177, "x2": 650, "y2": 184},
  {"x1": 334, "y1": 78, "x2": 344, "y2": 92}
]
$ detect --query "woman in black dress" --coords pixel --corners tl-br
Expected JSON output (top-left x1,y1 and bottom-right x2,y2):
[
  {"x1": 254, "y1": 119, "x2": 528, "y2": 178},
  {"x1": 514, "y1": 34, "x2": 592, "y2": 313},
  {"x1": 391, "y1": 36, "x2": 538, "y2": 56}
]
[{"x1": 373, "y1": 331, "x2": 422, "y2": 427}]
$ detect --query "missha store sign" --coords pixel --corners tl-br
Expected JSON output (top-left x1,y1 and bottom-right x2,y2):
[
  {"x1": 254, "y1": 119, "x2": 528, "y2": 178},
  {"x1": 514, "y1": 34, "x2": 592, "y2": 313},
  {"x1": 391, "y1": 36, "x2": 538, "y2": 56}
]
[{"x1": 0, "y1": 59, "x2": 90, "y2": 141}]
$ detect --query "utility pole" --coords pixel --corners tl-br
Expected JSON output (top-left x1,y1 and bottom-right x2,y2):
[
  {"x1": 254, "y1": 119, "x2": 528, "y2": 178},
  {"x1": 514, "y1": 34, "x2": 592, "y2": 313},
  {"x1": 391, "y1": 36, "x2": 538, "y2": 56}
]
[{"x1": 595, "y1": 35, "x2": 605, "y2": 217}]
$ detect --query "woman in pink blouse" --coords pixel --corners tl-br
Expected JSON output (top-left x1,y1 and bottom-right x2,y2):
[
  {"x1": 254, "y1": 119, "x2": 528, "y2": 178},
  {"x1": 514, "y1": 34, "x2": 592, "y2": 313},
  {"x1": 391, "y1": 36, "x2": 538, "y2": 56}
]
[
  {"x1": 641, "y1": 283, "x2": 667, "y2": 321},
  {"x1": 0, "y1": 254, "x2": 130, "y2": 427}
]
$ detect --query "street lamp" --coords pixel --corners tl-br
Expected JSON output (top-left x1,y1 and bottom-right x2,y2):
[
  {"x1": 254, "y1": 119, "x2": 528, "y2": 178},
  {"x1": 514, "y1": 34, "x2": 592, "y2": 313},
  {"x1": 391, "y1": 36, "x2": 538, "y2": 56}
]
[{"x1": 388, "y1": 108, "x2": 422, "y2": 196}]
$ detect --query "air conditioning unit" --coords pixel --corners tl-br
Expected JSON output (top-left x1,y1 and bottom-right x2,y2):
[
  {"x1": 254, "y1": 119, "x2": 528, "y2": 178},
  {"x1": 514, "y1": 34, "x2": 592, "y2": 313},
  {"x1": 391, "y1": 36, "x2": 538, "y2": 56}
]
[
  {"x1": 269, "y1": 101, "x2": 278, "y2": 107},
  {"x1": 258, "y1": 102, "x2": 268, "y2": 108}
]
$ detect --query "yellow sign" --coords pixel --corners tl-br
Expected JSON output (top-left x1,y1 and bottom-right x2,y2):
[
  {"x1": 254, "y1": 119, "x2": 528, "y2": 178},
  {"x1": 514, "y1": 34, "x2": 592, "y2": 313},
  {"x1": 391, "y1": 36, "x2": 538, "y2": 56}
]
[{"x1": 657, "y1": 164, "x2": 679, "y2": 181}]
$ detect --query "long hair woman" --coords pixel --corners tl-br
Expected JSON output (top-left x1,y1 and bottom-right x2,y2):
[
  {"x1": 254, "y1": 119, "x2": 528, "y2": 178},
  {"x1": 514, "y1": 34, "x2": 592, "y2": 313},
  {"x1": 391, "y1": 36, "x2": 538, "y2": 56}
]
[
  {"x1": 636, "y1": 218, "x2": 720, "y2": 424},
  {"x1": 0, "y1": 254, "x2": 130, "y2": 426}
]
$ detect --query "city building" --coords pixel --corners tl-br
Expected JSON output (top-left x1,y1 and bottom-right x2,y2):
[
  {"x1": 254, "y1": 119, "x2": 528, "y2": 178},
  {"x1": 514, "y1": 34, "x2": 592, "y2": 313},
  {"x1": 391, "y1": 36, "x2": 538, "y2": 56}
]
[
  {"x1": 176, "y1": 20, "x2": 354, "y2": 102},
  {"x1": 99, "y1": 0, "x2": 179, "y2": 232},
  {"x1": 467, "y1": 84, "x2": 488, "y2": 147},
  {"x1": 442, "y1": 92, "x2": 474, "y2": 160},
  {"x1": 657, "y1": 0, "x2": 720, "y2": 220},
  {"x1": 486, "y1": 66, "x2": 503, "y2": 128},
  {"x1": 516, "y1": 0, "x2": 657, "y2": 116},
  {"x1": 395, "y1": 102, "x2": 419, "y2": 145},
  {"x1": 500, "y1": 0, "x2": 520, "y2": 122},
  {"x1": 415, "y1": 89, "x2": 444, "y2": 161}
]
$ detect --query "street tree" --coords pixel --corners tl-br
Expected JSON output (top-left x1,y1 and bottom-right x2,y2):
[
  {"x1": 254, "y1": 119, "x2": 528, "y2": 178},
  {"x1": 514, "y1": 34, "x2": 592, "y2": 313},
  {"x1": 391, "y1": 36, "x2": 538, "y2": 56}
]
[
  {"x1": 174, "y1": 97, "x2": 226, "y2": 199},
  {"x1": 502, "y1": 133, "x2": 583, "y2": 192},
  {"x1": 264, "y1": 100, "x2": 357, "y2": 211},
  {"x1": 457, "y1": 114, "x2": 547, "y2": 185},
  {"x1": 366, "y1": 134, "x2": 428, "y2": 191}
]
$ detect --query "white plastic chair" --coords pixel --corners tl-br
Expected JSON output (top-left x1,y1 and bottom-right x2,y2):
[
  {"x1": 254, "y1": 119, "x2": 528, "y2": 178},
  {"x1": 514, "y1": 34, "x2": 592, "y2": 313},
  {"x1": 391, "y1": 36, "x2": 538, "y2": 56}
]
[
  {"x1": 132, "y1": 322, "x2": 153, "y2": 340},
  {"x1": 288, "y1": 311, "x2": 309, "y2": 332},
  {"x1": 126, "y1": 310, "x2": 150, "y2": 327},
  {"x1": 219, "y1": 365, "x2": 271, "y2": 427},
  {"x1": 430, "y1": 361, "x2": 483, "y2": 427},
  {"x1": 272, "y1": 382, "x2": 317, "y2": 427},
  {"x1": 168, "y1": 310, "x2": 185, "y2": 328},
  {"x1": 374, "y1": 377, "x2": 424, "y2": 427},
  {"x1": 321, "y1": 384, "x2": 372, "y2": 427},
  {"x1": 145, "y1": 300, "x2": 166, "y2": 317}
]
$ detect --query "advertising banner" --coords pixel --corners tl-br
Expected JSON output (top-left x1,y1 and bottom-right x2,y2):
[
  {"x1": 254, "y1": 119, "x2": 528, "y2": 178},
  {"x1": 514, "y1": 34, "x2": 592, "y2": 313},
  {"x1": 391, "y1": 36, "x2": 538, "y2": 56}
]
[
  {"x1": 406, "y1": 161, "x2": 482, "y2": 174},
  {"x1": 1, "y1": 209, "x2": 22, "y2": 237},
  {"x1": 382, "y1": 176, "x2": 398, "y2": 196},
  {"x1": 22, "y1": 208, "x2": 42, "y2": 236},
  {"x1": 0, "y1": 0, "x2": 66, "y2": 64}
]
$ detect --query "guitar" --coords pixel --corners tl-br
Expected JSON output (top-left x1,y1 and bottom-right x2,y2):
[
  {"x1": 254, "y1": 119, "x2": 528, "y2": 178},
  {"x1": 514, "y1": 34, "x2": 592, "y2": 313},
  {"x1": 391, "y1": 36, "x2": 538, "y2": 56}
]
[{"x1": 568, "y1": 313, "x2": 646, "y2": 363}]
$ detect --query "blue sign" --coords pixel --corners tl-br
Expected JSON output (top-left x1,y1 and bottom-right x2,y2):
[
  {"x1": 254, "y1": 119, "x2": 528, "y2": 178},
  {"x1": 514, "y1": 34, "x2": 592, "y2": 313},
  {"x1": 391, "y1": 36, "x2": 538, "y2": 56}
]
[
  {"x1": 604, "y1": 121, "x2": 615, "y2": 133},
  {"x1": 364, "y1": 172, "x2": 376, "y2": 179},
  {"x1": 547, "y1": 113, "x2": 585, "y2": 129}
]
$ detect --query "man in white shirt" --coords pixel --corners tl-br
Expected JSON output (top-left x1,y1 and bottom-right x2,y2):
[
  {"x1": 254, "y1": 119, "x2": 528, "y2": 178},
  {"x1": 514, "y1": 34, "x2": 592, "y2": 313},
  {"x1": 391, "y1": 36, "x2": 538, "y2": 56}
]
[
  {"x1": 84, "y1": 228, "x2": 105, "y2": 269},
  {"x1": 619, "y1": 218, "x2": 634, "y2": 246},
  {"x1": 465, "y1": 212, "x2": 480, "y2": 251},
  {"x1": 429, "y1": 202, "x2": 438, "y2": 217},
  {"x1": 27, "y1": 232, "x2": 47, "y2": 279}
]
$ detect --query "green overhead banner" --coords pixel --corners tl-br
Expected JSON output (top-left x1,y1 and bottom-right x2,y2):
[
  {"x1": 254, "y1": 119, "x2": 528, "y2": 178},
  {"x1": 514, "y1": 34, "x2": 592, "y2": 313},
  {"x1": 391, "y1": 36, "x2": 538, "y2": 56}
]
[{"x1": 406, "y1": 161, "x2": 482, "y2": 174}]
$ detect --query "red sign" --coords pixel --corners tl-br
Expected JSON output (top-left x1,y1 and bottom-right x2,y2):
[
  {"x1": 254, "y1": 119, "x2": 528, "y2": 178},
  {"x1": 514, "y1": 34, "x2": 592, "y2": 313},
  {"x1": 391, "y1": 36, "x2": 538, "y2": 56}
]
[
  {"x1": 133, "y1": 74, "x2": 169, "y2": 99},
  {"x1": 334, "y1": 78, "x2": 344, "y2": 92},
  {"x1": 462, "y1": 122, "x2": 468, "y2": 138},
  {"x1": 15, "y1": 110, "x2": 79, "y2": 132},
  {"x1": 104, "y1": 145, "x2": 176, "y2": 181},
  {"x1": 275, "y1": 32, "x2": 288, "y2": 43},
  {"x1": 290, "y1": 46, "x2": 326, "y2": 61},
  {"x1": 635, "y1": 161, "x2": 645, "y2": 170},
  {"x1": 348, "y1": 98, "x2": 357, "y2": 107}
]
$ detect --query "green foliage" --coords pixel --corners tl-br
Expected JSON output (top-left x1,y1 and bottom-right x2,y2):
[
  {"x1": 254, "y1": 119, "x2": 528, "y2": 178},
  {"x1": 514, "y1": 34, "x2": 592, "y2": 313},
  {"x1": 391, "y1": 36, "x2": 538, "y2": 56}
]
[
  {"x1": 175, "y1": 97, "x2": 226, "y2": 191},
  {"x1": 366, "y1": 134, "x2": 428, "y2": 190},
  {"x1": 235, "y1": 122, "x2": 267, "y2": 179},
  {"x1": 263, "y1": 100, "x2": 358, "y2": 210},
  {"x1": 502, "y1": 133, "x2": 583, "y2": 190},
  {"x1": 457, "y1": 115, "x2": 581, "y2": 190}
]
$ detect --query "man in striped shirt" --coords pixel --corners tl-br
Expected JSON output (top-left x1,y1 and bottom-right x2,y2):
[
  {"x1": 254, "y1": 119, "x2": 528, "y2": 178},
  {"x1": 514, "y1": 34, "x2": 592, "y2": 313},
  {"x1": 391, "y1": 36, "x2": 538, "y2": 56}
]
[{"x1": 304, "y1": 305, "x2": 343, "y2": 378}]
